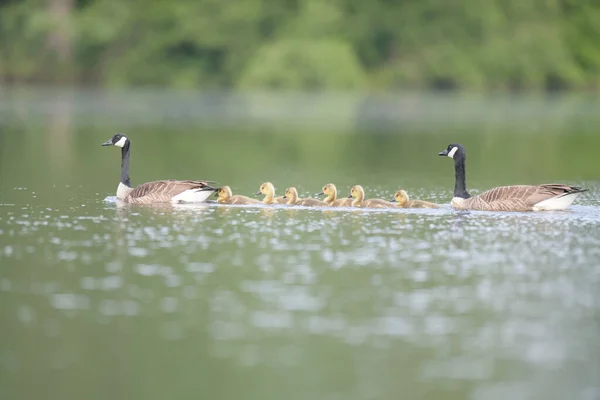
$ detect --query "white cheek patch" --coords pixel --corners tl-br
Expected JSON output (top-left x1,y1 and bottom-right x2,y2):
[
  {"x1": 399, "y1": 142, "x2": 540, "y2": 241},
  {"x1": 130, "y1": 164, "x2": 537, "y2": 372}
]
[
  {"x1": 447, "y1": 146, "x2": 458, "y2": 159},
  {"x1": 114, "y1": 136, "x2": 128, "y2": 148}
]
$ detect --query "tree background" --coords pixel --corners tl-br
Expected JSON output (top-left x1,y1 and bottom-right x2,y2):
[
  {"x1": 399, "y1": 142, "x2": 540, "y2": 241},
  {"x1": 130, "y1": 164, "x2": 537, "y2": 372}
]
[{"x1": 1, "y1": 0, "x2": 600, "y2": 91}]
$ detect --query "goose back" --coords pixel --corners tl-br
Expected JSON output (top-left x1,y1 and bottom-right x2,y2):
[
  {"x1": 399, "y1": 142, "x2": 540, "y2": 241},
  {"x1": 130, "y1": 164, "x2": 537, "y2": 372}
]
[
  {"x1": 455, "y1": 184, "x2": 585, "y2": 211},
  {"x1": 125, "y1": 180, "x2": 215, "y2": 204}
]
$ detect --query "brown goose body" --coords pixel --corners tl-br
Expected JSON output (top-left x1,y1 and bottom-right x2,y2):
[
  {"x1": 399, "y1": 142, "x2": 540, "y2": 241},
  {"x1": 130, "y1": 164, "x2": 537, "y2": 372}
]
[
  {"x1": 318, "y1": 183, "x2": 352, "y2": 207},
  {"x1": 392, "y1": 190, "x2": 440, "y2": 209},
  {"x1": 439, "y1": 143, "x2": 587, "y2": 212},
  {"x1": 451, "y1": 184, "x2": 583, "y2": 212},
  {"x1": 102, "y1": 134, "x2": 217, "y2": 204},
  {"x1": 348, "y1": 185, "x2": 394, "y2": 209},
  {"x1": 123, "y1": 180, "x2": 216, "y2": 204},
  {"x1": 284, "y1": 187, "x2": 327, "y2": 207},
  {"x1": 216, "y1": 186, "x2": 261, "y2": 205}
]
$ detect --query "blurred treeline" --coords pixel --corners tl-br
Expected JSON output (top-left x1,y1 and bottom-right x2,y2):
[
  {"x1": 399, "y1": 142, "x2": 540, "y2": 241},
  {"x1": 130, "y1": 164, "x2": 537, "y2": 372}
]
[{"x1": 1, "y1": 0, "x2": 600, "y2": 91}]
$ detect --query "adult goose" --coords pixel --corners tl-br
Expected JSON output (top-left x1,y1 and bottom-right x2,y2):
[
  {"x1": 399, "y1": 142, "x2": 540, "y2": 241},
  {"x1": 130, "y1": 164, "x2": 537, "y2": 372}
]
[
  {"x1": 439, "y1": 143, "x2": 587, "y2": 212},
  {"x1": 102, "y1": 133, "x2": 217, "y2": 204}
]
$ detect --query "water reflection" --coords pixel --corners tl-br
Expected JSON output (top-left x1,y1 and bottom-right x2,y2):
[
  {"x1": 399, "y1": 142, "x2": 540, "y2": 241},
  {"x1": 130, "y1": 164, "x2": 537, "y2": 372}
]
[
  {"x1": 2, "y1": 89, "x2": 600, "y2": 399},
  {"x1": 1, "y1": 192, "x2": 600, "y2": 399}
]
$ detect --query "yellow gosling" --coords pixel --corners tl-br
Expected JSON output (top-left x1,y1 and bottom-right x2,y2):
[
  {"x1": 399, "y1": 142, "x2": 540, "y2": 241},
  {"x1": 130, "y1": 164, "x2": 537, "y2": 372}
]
[
  {"x1": 348, "y1": 185, "x2": 394, "y2": 208},
  {"x1": 391, "y1": 190, "x2": 440, "y2": 209},
  {"x1": 255, "y1": 182, "x2": 286, "y2": 205},
  {"x1": 317, "y1": 183, "x2": 352, "y2": 207},
  {"x1": 284, "y1": 187, "x2": 327, "y2": 207},
  {"x1": 216, "y1": 186, "x2": 261, "y2": 205}
]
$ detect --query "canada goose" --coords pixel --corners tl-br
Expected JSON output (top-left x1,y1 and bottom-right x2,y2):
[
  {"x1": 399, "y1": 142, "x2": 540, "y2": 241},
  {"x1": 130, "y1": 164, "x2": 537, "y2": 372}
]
[
  {"x1": 317, "y1": 183, "x2": 352, "y2": 207},
  {"x1": 255, "y1": 182, "x2": 286, "y2": 205},
  {"x1": 347, "y1": 185, "x2": 394, "y2": 208},
  {"x1": 101, "y1": 133, "x2": 217, "y2": 204},
  {"x1": 391, "y1": 190, "x2": 440, "y2": 209},
  {"x1": 216, "y1": 186, "x2": 260, "y2": 205},
  {"x1": 439, "y1": 143, "x2": 588, "y2": 211},
  {"x1": 283, "y1": 187, "x2": 327, "y2": 207}
]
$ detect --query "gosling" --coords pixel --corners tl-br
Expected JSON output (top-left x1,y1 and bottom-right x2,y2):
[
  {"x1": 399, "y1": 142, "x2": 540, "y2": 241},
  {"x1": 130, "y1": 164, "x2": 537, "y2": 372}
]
[
  {"x1": 348, "y1": 185, "x2": 394, "y2": 208},
  {"x1": 317, "y1": 183, "x2": 352, "y2": 207},
  {"x1": 391, "y1": 190, "x2": 440, "y2": 209},
  {"x1": 284, "y1": 187, "x2": 327, "y2": 207},
  {"x1": 216, "y1": 186, "x2": 261, "y2": 205},
  {"x1": 255, "y1": 182, "x2": 286, "y2": 205}
]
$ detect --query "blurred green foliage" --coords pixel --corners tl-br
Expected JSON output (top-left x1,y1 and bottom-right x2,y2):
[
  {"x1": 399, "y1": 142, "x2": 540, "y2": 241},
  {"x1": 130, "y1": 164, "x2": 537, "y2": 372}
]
[{"x1": 1, "y1": 0, "x2": 600, "y2": 91}]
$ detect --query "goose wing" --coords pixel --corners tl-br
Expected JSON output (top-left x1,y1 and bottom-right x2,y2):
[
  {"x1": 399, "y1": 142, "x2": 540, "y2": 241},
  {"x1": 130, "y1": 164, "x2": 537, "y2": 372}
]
[
  {"x1": 127, "y1": 180, "x2": 215, "y2": 203},
  {"x1": 476, "y1": 184, "x2": 584, "y2": 207}
]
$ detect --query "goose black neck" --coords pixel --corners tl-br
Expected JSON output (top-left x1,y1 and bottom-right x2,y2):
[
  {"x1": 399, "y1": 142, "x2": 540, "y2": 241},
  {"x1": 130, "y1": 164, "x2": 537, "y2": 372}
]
[
  {"x1": 120, "y1": 142, "x2": 132, "y2": 187},
  {"x1": 453, "y1": 154, "x2": 470, "y2": 199}
]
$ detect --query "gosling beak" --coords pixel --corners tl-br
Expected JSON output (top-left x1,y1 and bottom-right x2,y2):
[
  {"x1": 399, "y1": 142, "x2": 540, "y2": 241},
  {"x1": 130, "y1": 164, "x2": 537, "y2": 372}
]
[
  {"x1": 101, "y1": 139, "x2": 113, "y2": 147},
  {"x1": 438, "y1": 149, "x2": 449, "y2": 156},
  {"x1": 389, "y1": 198, "x2": 396, "y2": 202},
  {"x1": 347, "y1": 194, "x2": 352, "y2": 198},
  {"x1": 255, "y1": 191, "x2": 261, "y2": 196},
  {"x1": 282, "y1": 195, "x2": 287, "y2": 199},
  {"x1": 316, "y1": 191, "x2": 324, "y2": 196}
]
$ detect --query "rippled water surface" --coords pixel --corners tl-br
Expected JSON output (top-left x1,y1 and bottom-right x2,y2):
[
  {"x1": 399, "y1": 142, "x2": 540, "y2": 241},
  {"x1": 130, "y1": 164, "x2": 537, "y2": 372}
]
[{"x1": 1, "y1": 90, "x2": 600, "y2": 400}]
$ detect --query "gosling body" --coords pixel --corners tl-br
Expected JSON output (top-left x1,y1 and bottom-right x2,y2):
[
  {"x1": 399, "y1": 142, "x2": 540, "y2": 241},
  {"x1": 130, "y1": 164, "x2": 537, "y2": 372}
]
[
  {"x1": 217, "y1": 186, "x2": 261, "y2": 205},
  {"x1": 392, "y1": 190, "x2": 440, "y2": 209}
]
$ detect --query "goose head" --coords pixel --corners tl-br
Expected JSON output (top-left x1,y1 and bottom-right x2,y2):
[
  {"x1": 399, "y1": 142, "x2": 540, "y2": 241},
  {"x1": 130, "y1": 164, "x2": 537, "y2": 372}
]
[
  {"x1": 102, "y1": 133, "x2": 130, "y2": 148},
  {"x1": 392, "y1": 190, "x2": 409, "y2": 206},
  {"x1": 438, "y1": 143, "x2": 465, "y2": 159}
]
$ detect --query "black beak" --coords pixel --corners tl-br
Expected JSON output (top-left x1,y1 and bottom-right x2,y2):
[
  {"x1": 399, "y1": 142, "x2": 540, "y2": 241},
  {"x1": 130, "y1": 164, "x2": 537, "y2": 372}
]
[
  {"x1": 101, "y1": 139, "x2": 113, "y2": 147},
  {"x1": 282, "y1": 195, "x2": 287, "y2": 199},
  {"x1": 255, "y1": 191, "x2": 261, "y2": 196},
  {"x1": 347, "y1": 194, "x2": 352, "y2": 198},
  {"x1": 389, "y1": 198, "x2": 396, "y2": 202},
  {"x1": 439, "y1": 149, "x2": 448, "y2": 156},
  {"x1": 316, "y1": 191, "x2": 324, "y2": 196}
]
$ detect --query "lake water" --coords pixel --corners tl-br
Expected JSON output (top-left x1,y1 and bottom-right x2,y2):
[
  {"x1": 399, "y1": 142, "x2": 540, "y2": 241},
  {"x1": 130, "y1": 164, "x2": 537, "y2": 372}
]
[{"x1": 1, "y1": 89, "x2": 599, "y2": 400}]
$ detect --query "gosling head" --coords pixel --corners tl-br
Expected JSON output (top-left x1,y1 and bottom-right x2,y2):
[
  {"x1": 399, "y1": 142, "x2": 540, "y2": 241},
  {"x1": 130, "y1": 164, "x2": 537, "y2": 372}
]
[
  {"x1": 283, "y1": 187, "x2": 298, "y2": 201},
  {"x1": 256, "y1": 182, "x2": 275, "y2": 196},
  {"x1": 217, "y1": 186, "x2": 233, "y2": 200},
  {"x1": 392, "y1": 189, "x2": 409, "y2": 206},
  {"x1": 318, "y1": 183, "x2": 336, "y2": 197},
  {"x1": 438, "y1": 143, "x2": 465, "y2": 160},
  {"x1": 348, "y1": 185, "x2": 364, "y2": 199},
  {"x1": 102, "y1": 133, "x2": 130, "y2": 149}
]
